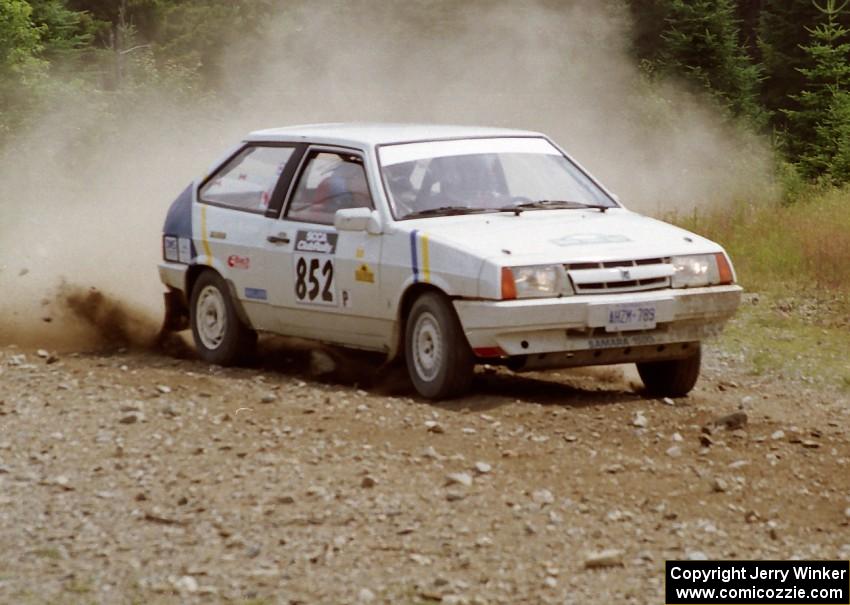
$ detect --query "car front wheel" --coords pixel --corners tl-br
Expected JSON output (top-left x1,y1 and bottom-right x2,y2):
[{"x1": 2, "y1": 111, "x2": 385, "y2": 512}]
[
  {"x1": 405, "y1": 292, "x2": 475, "y2": 400},
  {"x1": 190, "y1": 271, "x2": 256, "y2": 366},
  {"x1": 636, "y1": 344, "x2": 701, "y2": 397}
]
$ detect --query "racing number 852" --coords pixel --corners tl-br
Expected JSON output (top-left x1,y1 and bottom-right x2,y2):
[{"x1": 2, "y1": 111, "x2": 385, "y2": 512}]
[{"x1": 295, "y1": 256, "x2": 334, "y2": 304}]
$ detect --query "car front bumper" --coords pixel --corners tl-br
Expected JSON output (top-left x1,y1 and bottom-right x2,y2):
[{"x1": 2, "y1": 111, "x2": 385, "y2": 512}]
[{"x1": 454, "y1": 285, "x2": 742, "y2": 365}]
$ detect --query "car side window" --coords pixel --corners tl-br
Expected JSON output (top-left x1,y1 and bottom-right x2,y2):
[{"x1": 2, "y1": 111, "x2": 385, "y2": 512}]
[
  {"x1": 200, "y1": 146, "x2": 294, "y2": 212},
  {"x1": 286, "y1": 151, "x2": 373, "y2": 225}
]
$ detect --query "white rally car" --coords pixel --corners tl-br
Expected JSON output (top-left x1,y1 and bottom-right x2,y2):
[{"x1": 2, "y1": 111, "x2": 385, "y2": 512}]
[{"x1": 159, "y1": 123, "x2": 741, "y2": 399}]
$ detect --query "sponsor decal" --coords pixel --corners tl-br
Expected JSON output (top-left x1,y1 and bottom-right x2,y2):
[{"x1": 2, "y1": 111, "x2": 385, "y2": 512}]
[
  {"x1": 588, "y1": 335, "x2": 654, "y2": 349},
  {"x1": 227, "y1": 255, "x2": 251, "y2": 270},
  {"x1": 355, "y1": 247, "x2": 365, "y2": 259},
  {"x1": 210, "y1": 231, "x2": 227, "y2": 240},
  {"x1": 355, "y1": 263, "x2": 375, "y2": 283},
  {"x1": 295, "y1": 230, "x2": 337, "y2": 255},
  {"x1": 551, "y1": 233, "x2": 632, "y2": 247},
  {"x1": 245, "y1": 288, "x2": 267, "y2": 301}
]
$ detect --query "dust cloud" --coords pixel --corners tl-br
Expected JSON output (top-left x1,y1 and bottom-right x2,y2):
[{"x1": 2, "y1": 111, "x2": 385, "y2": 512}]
[{"x1": 0, "y1": 0, "x2": 775, "y2": 350}]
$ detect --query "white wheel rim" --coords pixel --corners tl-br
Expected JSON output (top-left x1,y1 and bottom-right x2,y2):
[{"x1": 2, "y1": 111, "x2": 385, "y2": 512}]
[
  {"x1": 412, "y1": 311, "x2": 442, "y2": 382},
  {"x1": 196, "y1": 285, "x2": 227, "y2": 350}
]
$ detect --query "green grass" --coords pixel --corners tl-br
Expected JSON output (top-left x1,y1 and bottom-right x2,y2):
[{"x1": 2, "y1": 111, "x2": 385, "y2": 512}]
[
  {"x1": 672, "y1": 186, "x2": 850, "y2": 299},
  {"x1": 718, "y1": 296, "x2": 850, "y2": 388}
]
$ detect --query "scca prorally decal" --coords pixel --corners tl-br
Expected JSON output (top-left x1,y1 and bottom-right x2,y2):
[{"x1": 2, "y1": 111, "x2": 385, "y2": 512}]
[
  {"x1": 244, "y1": 288, "x2": 267, "y2": 301},
  {"x1": 295, "y1": 231, "x2": 337, "y2": 255},
  {"x1": 227, "y1": 255, "x2": 250, "y2": 270}
]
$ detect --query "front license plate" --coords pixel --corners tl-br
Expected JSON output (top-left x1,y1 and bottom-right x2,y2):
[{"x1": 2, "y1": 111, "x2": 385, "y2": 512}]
[{"x1": 605, "y1": 303, "x2": 657, "y2": 332}]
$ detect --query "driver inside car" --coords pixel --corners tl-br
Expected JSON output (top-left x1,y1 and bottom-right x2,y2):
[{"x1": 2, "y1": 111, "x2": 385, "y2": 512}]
[
  {"x1": 311, "y1": 161, "x2": 371, "y2": 220},
  {"x1": 418, "y1": 154, "x2": 510, "y2": 211}
]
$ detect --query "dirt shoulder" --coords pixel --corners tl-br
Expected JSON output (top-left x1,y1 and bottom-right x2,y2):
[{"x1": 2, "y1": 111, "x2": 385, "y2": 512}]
[{"x1": 1, "y1": 300, "x2": 849, "y2": 604}]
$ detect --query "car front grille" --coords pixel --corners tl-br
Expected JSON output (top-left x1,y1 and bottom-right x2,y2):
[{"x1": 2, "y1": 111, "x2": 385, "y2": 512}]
[{"x1": 565, "y1": 257, "x2": 673, "y2": 294}]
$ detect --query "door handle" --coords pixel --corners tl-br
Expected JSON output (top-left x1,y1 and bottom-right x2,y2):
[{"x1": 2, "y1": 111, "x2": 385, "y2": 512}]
[{"x1": 267, "y1": 233, "x2": 290, "y2": 245}]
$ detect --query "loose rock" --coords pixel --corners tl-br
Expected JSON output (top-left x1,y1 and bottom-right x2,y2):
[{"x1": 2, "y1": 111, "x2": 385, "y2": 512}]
[
  {"x1": 425, "y1": 420, "x2": 445, "y2": 434},
  {"x1": 446, "y1": 472, "x2": 473, "y2": 488},
  {"x1": 531, "y1": 489, "x2": 555, "y2": 506},
  {"x1": 174, "y1": 576, "x2": 198, "y2": 593},
  {"x1": 119, "y1": 413, "x2": 140, "y2": 425},
  {"x1": 584, "y1": 549, "x2": 624, "y2": 569},
  {"x1": 707, "y1": 412, "x2": 748, "y2": 432},
  {"x1": 473, "y1": 461, "x2": 492, "y2": 474}
]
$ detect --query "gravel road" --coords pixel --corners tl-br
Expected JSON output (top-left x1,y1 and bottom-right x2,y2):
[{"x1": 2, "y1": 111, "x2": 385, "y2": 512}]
[{"x1": 1, "y1": 338, "x2": 848, "y2": 604}]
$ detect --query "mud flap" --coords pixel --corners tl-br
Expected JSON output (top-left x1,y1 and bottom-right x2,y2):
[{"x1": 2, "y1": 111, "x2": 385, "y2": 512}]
[{"x1": 162, "y1": 288, "x2": 190, "y2": 332}]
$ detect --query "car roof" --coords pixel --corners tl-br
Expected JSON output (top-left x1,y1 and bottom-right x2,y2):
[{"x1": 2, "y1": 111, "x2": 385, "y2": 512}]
[{"x1": 246, "y1": 122, "x2": 546, "y2": 148}]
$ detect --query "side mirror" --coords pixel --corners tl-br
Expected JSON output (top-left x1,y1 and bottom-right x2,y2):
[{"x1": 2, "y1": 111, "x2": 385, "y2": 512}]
[{"x1": 335, "y1": 207, "x2": 382, "y2": 234}]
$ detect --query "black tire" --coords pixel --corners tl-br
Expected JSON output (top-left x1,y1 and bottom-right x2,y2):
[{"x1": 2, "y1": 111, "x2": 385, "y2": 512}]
[
  {"x1": 190, "y1": 271, "x2": 257, "y2": 366},
  {"x1": 636, "y1": 344, "x2": 702, "y2": 397},
  {"x1": 405, "y1": 291, "x2": 475, "y2": 400}
]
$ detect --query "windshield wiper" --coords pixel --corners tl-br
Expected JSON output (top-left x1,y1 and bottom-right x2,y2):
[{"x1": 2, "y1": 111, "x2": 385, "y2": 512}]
[
  {"x1": 499, "y1": 200, "x2": 610, "y2": 215},
  {"x1": 403, "y1": 206, "x2": 495, "y2": 219}
]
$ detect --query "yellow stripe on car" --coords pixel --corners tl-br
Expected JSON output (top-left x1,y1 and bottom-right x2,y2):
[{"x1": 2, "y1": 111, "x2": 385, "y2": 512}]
[
  {"x1": 420, "y1": 233, "x2": 431, "y2": 283},
  {"x1": 200, "y1": 204, "x2": 213, "y2": 263}
]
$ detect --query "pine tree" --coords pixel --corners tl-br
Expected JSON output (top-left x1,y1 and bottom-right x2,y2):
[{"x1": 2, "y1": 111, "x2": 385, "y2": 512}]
[
  {"x1": 28, "y1": 0, "x2": 95, "y2": 63},
  {"x1": 784, "y1": 0, "x2": 850, "y2": 181},
  {"x1": 759, "y1": 0, "x2": 829, "y2": 125},
  {"x1": 0, "y1": 0, "x2": 46, "y2": 135},
  {"x1": 657, "y1": 0, "x2": 766, "y2": 125}
]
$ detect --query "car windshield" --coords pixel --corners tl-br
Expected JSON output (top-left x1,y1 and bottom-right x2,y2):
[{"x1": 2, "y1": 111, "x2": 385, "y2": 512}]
[{"x1": 378, "y1": 137, "x2": 617, "y2": 219}]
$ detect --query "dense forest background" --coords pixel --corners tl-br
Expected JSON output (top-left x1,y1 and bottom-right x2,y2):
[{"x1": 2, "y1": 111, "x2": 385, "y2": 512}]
[{"x1": 1, "y1": 0, "x2": 849, "y2": 189}]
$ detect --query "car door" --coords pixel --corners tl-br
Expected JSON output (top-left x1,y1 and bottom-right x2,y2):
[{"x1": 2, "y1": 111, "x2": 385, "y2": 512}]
[
  {"x1": 259, "y1": 146, "x2": 389, "y2": 349},
  {"x1": 195, "y1": 143, "x2": 300, "y2": 332}
]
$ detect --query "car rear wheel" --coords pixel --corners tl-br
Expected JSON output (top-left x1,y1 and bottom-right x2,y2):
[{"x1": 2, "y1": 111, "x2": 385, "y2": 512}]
[
  {"x1": 636, "y1": 344, "x2": 701, "y2": 397},
  {"x1": 190, "y1": 271, "x2": 256, "y2": 366},
  {"x1": 405, "y1": 292, "x2": 475, "y2": 400}
]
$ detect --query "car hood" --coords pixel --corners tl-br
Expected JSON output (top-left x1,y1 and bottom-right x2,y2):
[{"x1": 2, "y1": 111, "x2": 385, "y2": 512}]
[{"x1": 400, "y1": 208, "x2": 723, "y2": 264}]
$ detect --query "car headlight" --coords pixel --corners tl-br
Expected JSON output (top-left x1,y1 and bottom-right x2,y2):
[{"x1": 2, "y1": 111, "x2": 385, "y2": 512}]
[
  {"x1": 671, "y1": 253, "x2": 734, "y2": 288},
  {"x1": 501, "y1": 265, "x2": 564, "y2": 299}
]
